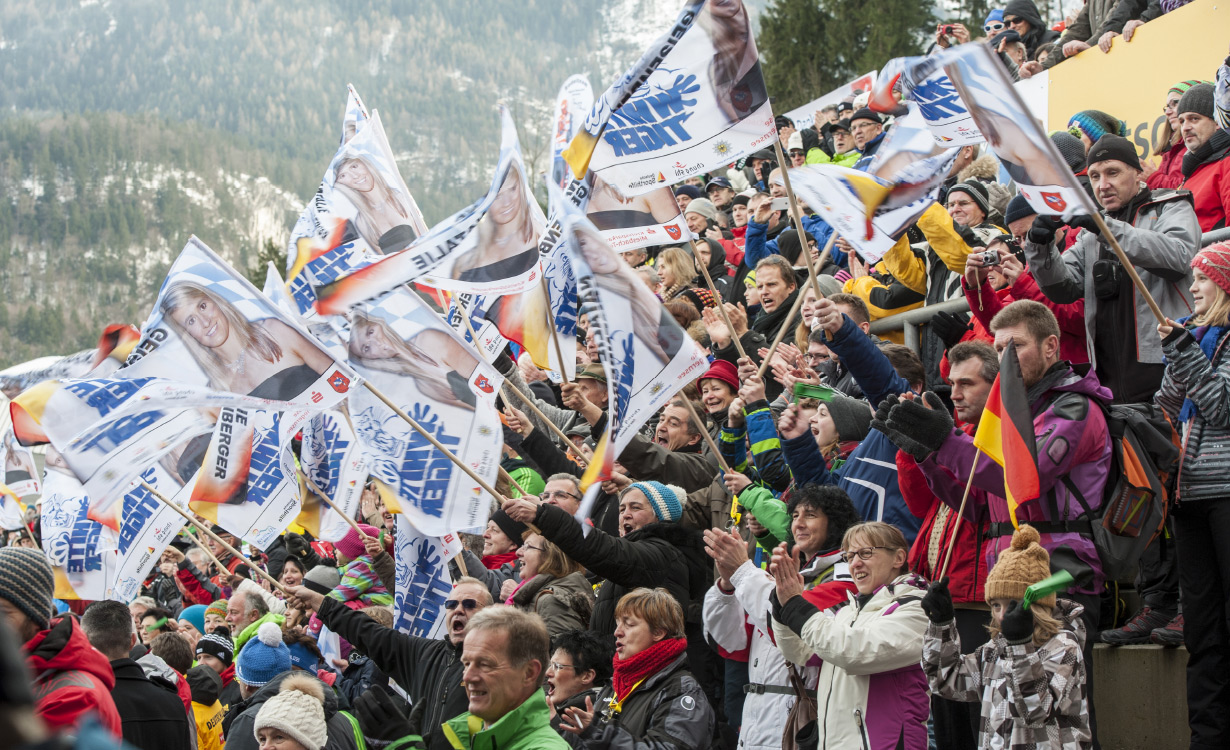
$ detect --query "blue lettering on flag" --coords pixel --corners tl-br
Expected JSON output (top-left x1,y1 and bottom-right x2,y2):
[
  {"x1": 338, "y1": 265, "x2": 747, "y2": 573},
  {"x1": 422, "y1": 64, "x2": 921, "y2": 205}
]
[{"x1": 604, "y1": 74, "x2": 700, "y2": 157}]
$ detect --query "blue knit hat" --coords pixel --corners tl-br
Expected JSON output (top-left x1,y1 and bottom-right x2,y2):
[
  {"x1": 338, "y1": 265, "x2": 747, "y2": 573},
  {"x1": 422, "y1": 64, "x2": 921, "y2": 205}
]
[
  {"x1": 178, "y1": 604, "x2": 207, "y2": 635},
  {"x1": 984, "y1": 8, "x2": 1004, "y2": 27},
  {"x1": 286, "y1": 640, "x2": 320, "y2": 672},
  {"x1": 235, "y1": 621, "x2": 291, "y2": 688},
  {"x1": 628, "y1": 481, "x2": 685, "y2": 523},
  {"x1": 1067, "y1": 110, "x2": 1126, "y2": 144}
]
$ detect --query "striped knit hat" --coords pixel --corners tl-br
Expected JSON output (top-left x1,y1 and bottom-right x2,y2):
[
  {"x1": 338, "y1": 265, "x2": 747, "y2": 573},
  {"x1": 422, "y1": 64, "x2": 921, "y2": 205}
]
[
  {"x1": 205, "y1": 599, "x2": 228, "y2": 619},
  {"x1": 196, "y1": 628, "x2": 236, "y2": 668},
  {"x1": 1192, "y1": 243, "x2": 1230, "y2": 297},
  {"x1": 0, "y1": 547, "x2": 55, "y2": 630},
  {"x1": 1067, "y1": 110, "x2": 1126, "y2": 143},
  {"x1": 1170, "y1": 79, "x2": 1213, "y2": 97},
  {"x1": 627, "y1": 481, "x2": 685, "y2": 523}
]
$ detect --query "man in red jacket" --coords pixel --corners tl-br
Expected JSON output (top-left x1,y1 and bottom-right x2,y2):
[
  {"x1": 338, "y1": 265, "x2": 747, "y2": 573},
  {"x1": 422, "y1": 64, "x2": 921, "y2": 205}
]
[
  {"x1": 896, "y1": 341, "x2": 997, "y2": 750},
  {"x1": 0, "y1": 547, "x2": 122, "y2": 736},
  {"x1": 1178, "y1": 83, "x2": 1230, "y2": 232}
]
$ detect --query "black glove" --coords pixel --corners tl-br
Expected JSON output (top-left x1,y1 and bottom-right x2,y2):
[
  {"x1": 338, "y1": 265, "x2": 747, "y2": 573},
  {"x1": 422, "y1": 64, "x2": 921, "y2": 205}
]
[
  {"x1": 1027, "y1": 214, "x2": 1064, "y2": 246},
  {"x1": 872, "y1": 394, "x2": 900, "y2": 433},
  {"x1": 1066, "y1": 213, "x2": 1101, "y2": 233},
  {"x1": 929, "y1": 310, "x2": 972, "y2": 349},
  {"x1": 921, "y1": 577, "x2": 955, "y2": 624},
  {"x1": 883, "y1": 392, "x2": 954, "y2": 461},
  {"x1": 1000, "y1": 600, "x2": 1035, "y2": 645},
  {"x1": 355, "y1": 688, "x2": 423, "y2": 749},
  {"x1": 285, "y1": 532, "x2": 311, "y2": 559},
  {"x1": 493, "y1": 350, "x2": 517, "y2": 377}
]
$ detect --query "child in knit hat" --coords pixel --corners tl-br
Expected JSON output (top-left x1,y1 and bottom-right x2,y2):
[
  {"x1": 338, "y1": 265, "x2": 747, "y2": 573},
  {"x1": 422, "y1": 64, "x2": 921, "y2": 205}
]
[
  {"x1": 920, "y1": 524, "x2": 1091, "y2": 748},
  {"x1": 252, "y1": 673, "x2": 329, "y2": 750},
  {"x1": 305, "y1": 524, "x2": 391, "y2": 639},
  {"x1": 204, "y1": 599, "x2": 228, "y2": 634}
]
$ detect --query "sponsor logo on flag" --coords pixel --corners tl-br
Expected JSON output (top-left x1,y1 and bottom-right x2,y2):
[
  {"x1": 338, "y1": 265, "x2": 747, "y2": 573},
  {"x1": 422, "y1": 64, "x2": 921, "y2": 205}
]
[
  {"x1": 1042, "y1": 192, "x2": 1067, "y2": 212},
  {"x1": 474, "y1": 375, "x2": 494, "y2": 394},
  {"x1": 329, "y1": 371, "x2": 351, "y2": 393},
  {"x1": 665, "y1": 225, "x2": 682, "y2": 240}
]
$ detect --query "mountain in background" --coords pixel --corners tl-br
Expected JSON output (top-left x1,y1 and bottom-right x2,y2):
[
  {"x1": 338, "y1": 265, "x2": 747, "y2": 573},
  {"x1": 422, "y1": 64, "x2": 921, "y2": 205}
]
[{"x1": 0, "y1": 0, "x2": 755, "y2": 367}]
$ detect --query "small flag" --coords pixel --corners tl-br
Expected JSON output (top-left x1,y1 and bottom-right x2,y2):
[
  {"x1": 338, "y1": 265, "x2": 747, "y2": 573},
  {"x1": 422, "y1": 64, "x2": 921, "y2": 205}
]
[{"x1": 972, "y1": 346, "x2": 1040, "y2": 528}]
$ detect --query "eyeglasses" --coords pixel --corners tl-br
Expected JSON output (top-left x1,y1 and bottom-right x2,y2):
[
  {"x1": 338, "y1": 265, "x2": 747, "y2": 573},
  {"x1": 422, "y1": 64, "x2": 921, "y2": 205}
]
[
  {"x1": 789, "y1": 149, "x2": 805, "y2": 157},
  {"x1": 802, "y1": 353, "x2": 828, "y2": 364},
  {"x1": 444, "y1": 598, "x2": 480, "y2": 611},
  {"x1": 541, "y1": 490, "x2": 582, "y2": 503},
  {"x1": 840, "y1": 546, "x2": 894, "y2": 563},
  {"x1": 1163, "y1": 99, "x2": 1182, "y2": 113},
  {"x1": 549, "y1": 662, "x2": 576, "y2": 672},
  {"x1": 983, "y1": 21, "x2": 1005, "y2": 31},
  {"x1": 522, "y1": 544, "x2": 543, "y2": 553}
]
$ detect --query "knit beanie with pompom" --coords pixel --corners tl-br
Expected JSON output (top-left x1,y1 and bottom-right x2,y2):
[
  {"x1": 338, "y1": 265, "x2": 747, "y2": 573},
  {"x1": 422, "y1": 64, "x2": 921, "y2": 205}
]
[
  {"x1": 984, "y1": 524, "x2": 1054, "y2": 609},
  {"x1": 235, "y1": 621, "x2": 291, "y2": 688},
  {"x1": 252, "y1": 673, "x2": 329, "y2": 750}
]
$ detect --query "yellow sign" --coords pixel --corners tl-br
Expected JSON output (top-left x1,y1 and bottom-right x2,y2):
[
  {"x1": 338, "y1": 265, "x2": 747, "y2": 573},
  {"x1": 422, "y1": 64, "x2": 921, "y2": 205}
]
[{"x1": 1045, "y1": 0, "x2": 1230, "y2": 159}]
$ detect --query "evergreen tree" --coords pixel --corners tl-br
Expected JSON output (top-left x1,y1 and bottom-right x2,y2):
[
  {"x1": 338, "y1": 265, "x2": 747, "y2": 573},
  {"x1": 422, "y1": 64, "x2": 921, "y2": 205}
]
[{"x1": 758, "y1": 0, "x2": 835, "y2": 112}]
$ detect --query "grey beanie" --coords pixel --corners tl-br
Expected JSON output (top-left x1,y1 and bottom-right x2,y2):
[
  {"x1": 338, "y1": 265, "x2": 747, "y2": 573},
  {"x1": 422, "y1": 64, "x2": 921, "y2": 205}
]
[
  {"x1": 1178, "y1": 83, "x2": 1215, "y2": 120},
  {"x1": 947, "y1": 181, "x2": 991, "y2": 216},
  {"x1": 0, "y1": 548, "x2": 55, "y2": 630},
  {"x1": 302, "y1": 565, "x2": 341, "y2": 596},
  {"x1": 825, "y1": 395, "x2": 873, "y2": 443},
  {"x1": 1049, "y1": 131, "x2": 1086, "y2": 173},
  {"x1": 684, "y1": 197, "x2": 718, "y2": 222}
]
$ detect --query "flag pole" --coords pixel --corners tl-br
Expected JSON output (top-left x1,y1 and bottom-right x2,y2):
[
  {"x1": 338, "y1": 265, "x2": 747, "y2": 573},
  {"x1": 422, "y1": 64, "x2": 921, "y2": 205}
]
[
  {"x1": 695, "y1": 258, "x2": 748, "y2": 360},
  {"x1": 456, "y1": 303, "x2": 589, "y2": 466},
  {"x1": 1090, "y1": 212, "x2": 1167, "y2": 325},
  {"x1": 309, "y1": 483, "x2": 368, "y2": 538},
  {"x1": 185, "y1": 527, "x2": 227, "y2": 575},
  {"x1": 937, "y1": 452, "x2": 981, "y2": 581},
  {"x1": 677, "y1": 387, "x2": 742, "y2": 524},
  {"x1": 773, "y1": 141, "x2": 828, "y2": 305},
  {"x1": 755, "y1": 232, "x2": 838, "y2": 381},
  {"x1": 142, "y1": 481, "x2": 290, "y2": 597},
  {"x1": 539, "y1": 280, "x2": 571, "y2": 386}
]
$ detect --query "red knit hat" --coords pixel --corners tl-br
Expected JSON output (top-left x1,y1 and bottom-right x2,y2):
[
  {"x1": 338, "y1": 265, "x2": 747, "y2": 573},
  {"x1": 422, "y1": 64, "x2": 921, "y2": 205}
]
[
  {"x1": 698, "y1": 359, "x2": 739, "y2": 392},
  {"x1": 1192, "y1": 243, "x2": 1230, "y2": 297},
  {"x1": 335, "y1": 524, "x2": 382, "y2": 560}
]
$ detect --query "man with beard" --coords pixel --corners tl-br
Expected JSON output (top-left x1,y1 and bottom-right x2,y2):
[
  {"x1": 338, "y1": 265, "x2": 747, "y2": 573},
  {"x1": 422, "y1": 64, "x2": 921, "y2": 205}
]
[
  {"x1": 1177, "y1": 83, "x2": 1230, "y2": 232},
  {"x1": 286, "y1": 577, "x2": 492, "y2": 750}
]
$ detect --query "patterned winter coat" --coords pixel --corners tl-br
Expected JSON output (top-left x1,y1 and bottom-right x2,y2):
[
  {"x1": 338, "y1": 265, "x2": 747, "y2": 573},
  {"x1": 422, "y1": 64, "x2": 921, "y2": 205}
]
[
  {"x1": 1155, "y1": 322, "x2": 1230, "y2": 501},
  {"x1": 922, "y1": 598, "x2": 1091, "y2": 749}
]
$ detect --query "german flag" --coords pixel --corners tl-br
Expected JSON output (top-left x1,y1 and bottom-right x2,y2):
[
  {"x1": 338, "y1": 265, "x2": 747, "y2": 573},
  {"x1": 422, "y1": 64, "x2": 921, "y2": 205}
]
[{"x1": 972, "y1": 346, "x2": 1040, "y2": 528}]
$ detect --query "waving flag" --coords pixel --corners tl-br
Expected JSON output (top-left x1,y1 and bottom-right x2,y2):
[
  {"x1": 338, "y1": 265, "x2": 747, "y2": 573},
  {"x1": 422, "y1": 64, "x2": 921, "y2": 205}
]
[
  {"x1": 109, "y1": 464, "x2": 191, "y2": 602},
  {"x1": 392, "y1": 515, "x2": 462, "y2": 639},
  {"x1": 551, "y1": 75, "x2": 595, "y2": 189},
  {"x1": 870, "y1": 56, "x2": 983, "y2": 147},
  {"x1": 783, "y1": 71, "x2": 878, "y2": 131},
  {"x1": 40, "y1": 455, "x2": 117, "y2": 600},
  {"x1": 972, "y1": 345, "x2": 1040, "y2": 528},
  {"x1": 346, "y1": 288, "x2": 503, "y2": 536},
  {"x1": 1, "y1": 425, "x2": 40, "y2": 500},
  {"x1": 563, "y1": 0, "x2": 775, "y2": 196},
  {"x1": 299, "y1": 410, "x2": 369, "y2": 543},
  {"x1": 788, "y1": 106, "x2": 958, "y2": 263}
]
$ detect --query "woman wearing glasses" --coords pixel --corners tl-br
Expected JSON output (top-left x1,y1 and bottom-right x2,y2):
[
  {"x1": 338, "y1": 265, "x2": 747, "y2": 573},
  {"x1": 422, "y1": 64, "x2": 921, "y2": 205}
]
[
  {"x1": 508, "y1": 534, "x2": 594, "y2": 638},
  {"x1": 769, "y1": 521, "x2": 930, "y2": 750},
  {"x1": 1150, "y1": 80, "x2": 1212, "y2": 190}
]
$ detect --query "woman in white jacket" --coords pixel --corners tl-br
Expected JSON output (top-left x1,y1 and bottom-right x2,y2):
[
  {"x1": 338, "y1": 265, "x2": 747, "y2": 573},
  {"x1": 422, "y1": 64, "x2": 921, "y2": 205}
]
[
  {"x1": 702, "y1": 485, "x2": 862, "y2": 750},
  {"x1": 769, "y1": 521, "x2": 930, "y2": 750}
]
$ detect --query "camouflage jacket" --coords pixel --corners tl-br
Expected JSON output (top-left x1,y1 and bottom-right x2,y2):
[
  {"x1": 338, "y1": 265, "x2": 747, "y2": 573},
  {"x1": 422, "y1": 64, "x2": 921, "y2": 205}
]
[{"x1": 922, "y1": 598, "x2": 1091, "y2": 749}]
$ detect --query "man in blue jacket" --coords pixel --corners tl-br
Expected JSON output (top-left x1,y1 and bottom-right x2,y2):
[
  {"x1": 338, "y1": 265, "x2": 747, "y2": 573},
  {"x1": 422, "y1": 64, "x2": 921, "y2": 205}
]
[{"x1": 777, "y1": 296, "x2": 925, "y2": 546}]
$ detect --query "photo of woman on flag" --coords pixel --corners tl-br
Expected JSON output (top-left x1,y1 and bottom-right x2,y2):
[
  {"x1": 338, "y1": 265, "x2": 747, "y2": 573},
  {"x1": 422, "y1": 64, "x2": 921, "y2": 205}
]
[
  {"x1": 160, "y1": 281, "x2": 335, "y2": 400},
  {"x1": 2, "y1": 428, "x2": 39, "y2": 497},
  {"x1": 448, "y1": 162, "x2": 540, "y2": 283},
  {"x1": 330, "y1": 149, "x2": 424, "y2": 254},
  {"x1": 348, "y1": 309, "x2": 480, "y2": 411},
  {"x1": 699, "y1": 0, "x2": 768, "y2": 124},
  {"x1": 586, "y1": 174, "x2": 683, "y2": 231}
]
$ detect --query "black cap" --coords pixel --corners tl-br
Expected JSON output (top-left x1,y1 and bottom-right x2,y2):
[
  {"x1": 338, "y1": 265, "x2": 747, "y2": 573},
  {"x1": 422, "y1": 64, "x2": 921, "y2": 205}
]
[
  {"x1": 490, "y1": 509, "x2": 528, "y2": 544},
  {"x1": 775, "y1": 114, "x2": 795, "y2": 130},
  {"x1": 732, "y1": 195, "x2": 750, "y2": 208},
  {"x1": 849, "y1": 108, "x2": 883, "y2": 126},
  {"x1": 673, "y1": 184, "x2": 702, "y2": 199},
  {"x1": 1087, "y1": 134, "x2": 1143, "y2": 172},
  {"x1": 1004, "y1": 194, "x2": 1035, "y2": 225},
  {"x1": 832, "y1": 118, "x2": 853, "y2": 134},
  {"x1": 836, "y1": 101, "x2": 854, "y2": 113}
]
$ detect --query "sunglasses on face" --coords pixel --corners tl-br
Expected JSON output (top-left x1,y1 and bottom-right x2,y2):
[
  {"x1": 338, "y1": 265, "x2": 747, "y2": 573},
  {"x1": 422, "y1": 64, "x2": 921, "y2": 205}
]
[
  {"x1": 983, "y1": 21, "x2": 1005, "y2": 31},
  {"x1": 444, "y1": 598, "x2": 480, "y2": 611}
]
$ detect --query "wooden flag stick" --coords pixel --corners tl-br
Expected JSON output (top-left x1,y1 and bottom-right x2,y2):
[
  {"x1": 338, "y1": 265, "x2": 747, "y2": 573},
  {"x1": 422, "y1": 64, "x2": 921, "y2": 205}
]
[
  {"x1": 695, "y1": 257, "x2": 748, "y2": 360},
  {"x1": 456, "y1": 304, "x2": 588, "y2": 466},
  {"x1": 678, "y1": 393, "x2": 731, "y2": 474},
  {"x1": 539, "y1": 281, "x2": 570, "y2": 386},
  {"x1": 143, "y1": 481, "x2": 290, "y2": 596},
  {"x1": 1092, "y1": 212, "x2": 1167, "y2": 325},
  {"x1": 756, "y1": 232, "x2": 838, "y2": 381},
  {"x1": 938, "y1": 452, "x2": 981, "y2": 581},
  {"x1": 773, "y1": 140, "x2": 826, "y2": 304},
  {"x1": 185, "y1": 527, "x2": 226, "y2": 574},
  {"x1": 311, "y1": 484, "x2": 367, "y2": 537}
]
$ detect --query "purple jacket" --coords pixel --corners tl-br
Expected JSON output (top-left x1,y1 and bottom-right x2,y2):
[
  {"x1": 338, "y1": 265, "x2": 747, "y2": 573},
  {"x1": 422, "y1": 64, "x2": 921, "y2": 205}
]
[{"x1": 918, "y1": 363, "x2": 1112, "y2": 596}]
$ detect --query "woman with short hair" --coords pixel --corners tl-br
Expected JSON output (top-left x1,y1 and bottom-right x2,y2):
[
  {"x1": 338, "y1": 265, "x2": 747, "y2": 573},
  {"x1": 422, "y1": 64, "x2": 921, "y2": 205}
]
[{"x1": 770, "y1": 521, "x2": 930, "y2": 750}]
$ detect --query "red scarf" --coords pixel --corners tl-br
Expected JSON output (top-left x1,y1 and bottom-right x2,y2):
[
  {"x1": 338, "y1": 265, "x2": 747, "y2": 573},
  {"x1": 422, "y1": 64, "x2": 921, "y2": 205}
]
[
  {"x1": 612, "y1": 637, "x2": 687, "y2": 699},
  {"x1": 482, "y1": 551, "x2": 518, "y2": 570}
]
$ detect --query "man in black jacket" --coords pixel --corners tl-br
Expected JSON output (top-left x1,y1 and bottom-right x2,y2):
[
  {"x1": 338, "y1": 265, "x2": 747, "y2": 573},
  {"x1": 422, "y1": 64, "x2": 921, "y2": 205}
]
[
  {"x1": 81, "y1": 600, "x2": 192, "y2": 750},
  {"x1": 287, "y1": 576, "x2": 492, "y2": 750}
]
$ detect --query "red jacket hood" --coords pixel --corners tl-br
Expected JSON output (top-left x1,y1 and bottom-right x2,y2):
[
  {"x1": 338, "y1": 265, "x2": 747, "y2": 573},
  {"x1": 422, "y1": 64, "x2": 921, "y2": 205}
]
[
  {"x1": 219, "y1": 661, "x2": 236, "y2": 686},
  {"x1": 24, "y1": 617, "x2": 116, "y2": 691}
]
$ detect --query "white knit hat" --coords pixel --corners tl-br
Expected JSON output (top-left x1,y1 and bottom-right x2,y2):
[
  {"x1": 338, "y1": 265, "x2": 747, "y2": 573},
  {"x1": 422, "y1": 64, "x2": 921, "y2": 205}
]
[{"x1": 252, "y1": 673, "x2": 329, "y2": 750}]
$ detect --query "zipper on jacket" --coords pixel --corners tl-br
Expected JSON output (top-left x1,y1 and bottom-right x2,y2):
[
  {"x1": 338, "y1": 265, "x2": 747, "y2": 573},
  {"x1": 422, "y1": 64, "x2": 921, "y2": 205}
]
[{"x1": 854, "y1": 708, "x2": 871, "y2": 750}]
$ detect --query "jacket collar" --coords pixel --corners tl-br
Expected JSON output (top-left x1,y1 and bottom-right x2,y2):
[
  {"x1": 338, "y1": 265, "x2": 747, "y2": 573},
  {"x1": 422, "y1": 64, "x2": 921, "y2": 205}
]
[
  {"x1": 1182, "y1": 128, "x2": 1230, "y2": 177},
  {"x1": 444, "y1": 688, "x2": 553, "y2": 748}
]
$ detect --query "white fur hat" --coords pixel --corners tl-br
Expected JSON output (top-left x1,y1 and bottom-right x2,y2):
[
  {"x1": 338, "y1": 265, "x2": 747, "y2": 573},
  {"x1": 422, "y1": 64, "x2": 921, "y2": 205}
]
[{"x1": 253, "y1": 673, "x2": 329, "y2": 750}]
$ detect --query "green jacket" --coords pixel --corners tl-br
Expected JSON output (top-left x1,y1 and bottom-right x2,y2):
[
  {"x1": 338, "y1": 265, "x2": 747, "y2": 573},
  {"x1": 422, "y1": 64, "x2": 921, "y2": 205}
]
[
  {"x1": 738, "y1": 485, "x2": 790, "y2": 551},
  {"x1": 441, "y1": 689, "x2": 568, "y2": 750},
  {"x1": 805, "y1": 147, "x2": 861, "y2": 169},
  {"x1": 233, "y1": 611, "x2": 286, "y2": 654}
]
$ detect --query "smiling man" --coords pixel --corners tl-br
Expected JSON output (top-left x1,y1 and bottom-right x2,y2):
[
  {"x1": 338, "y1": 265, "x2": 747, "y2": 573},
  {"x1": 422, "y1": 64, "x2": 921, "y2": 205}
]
[
  {"x1": 285, "y1": 577, "x2": 492, "y2": 750},
  {"x1": 447, "y1": 608, "x2": 568, "y2": 748}
]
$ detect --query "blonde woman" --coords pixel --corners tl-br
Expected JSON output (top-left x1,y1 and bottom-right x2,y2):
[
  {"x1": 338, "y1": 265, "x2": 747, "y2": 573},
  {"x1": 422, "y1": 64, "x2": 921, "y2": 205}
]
[
  {"x1": 656, "y1": 247, "x2": 698, "y2": 303},
  {"x1": 161, "y1": 282, "x2": 332, "y2": 400},
  {"x1": 508, "y1": 533, "x2": 594, "y2": 638},
  {"x1": 331, "y1": 153, "x2": 421, "y2": 253},
  {"x1": 348, "y1": 311, "x2": 479, "y2": 410},
  {"x1": 450, "y1": 164, "x2": 540, "y2": 283}
]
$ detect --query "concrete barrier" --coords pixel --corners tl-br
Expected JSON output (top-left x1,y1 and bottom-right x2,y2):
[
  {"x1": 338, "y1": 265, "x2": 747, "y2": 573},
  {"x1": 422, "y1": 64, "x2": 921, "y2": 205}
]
[{"x1": 1093, "y1": 643, "x2": 1188, "y2": 749}]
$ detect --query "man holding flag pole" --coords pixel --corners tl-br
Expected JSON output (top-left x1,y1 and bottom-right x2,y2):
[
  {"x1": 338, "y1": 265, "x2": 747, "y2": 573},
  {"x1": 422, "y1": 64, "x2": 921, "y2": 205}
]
[{"x1": 877, "y1": 299, "x2": 1112, "y2": 744}]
